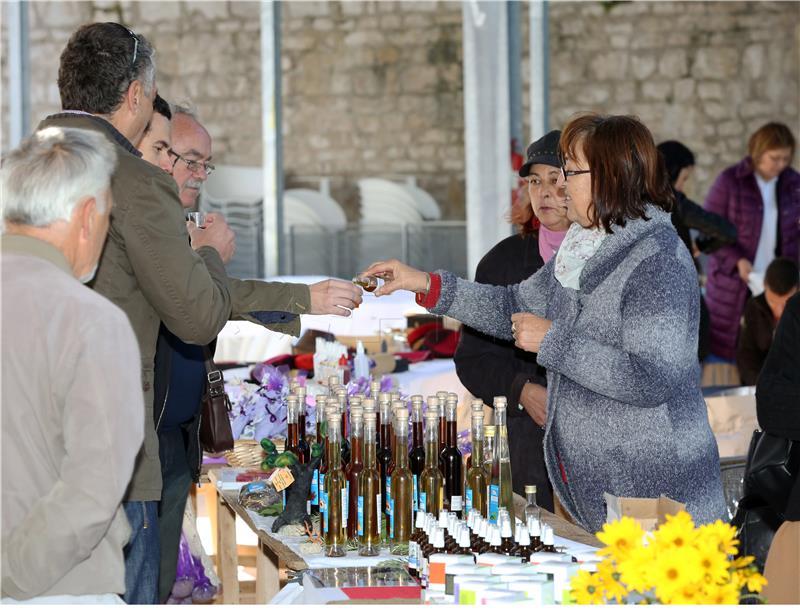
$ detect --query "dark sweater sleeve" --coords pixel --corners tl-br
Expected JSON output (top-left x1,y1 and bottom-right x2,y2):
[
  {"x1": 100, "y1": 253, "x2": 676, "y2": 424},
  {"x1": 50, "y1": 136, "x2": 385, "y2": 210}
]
[
  {"x1": 736, "y1": 298, "x2": 766, "y2": 386},
  {"x1": 453, "y1": 236, "x2": 545, "y2": 410},
  {"x1": 756, "y1": 293, "x2": 800, "y2": 440}
]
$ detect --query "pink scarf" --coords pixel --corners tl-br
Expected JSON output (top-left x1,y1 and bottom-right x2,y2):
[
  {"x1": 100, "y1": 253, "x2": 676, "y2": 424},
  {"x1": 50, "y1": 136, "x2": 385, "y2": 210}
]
[{"x1": 538, "y1": 226, "x2": 569, "y2": 263}]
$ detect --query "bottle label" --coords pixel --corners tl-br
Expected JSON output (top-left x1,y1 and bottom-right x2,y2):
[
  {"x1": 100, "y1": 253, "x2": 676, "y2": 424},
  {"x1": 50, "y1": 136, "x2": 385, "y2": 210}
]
[
  {"x1": 357, "y1": 495, "x2": 364, "y2": 536},
  {"x1": 420, "y1": 491, "x2": 427, "y2": 513},
  {"x1": 465, "y1": 488, "x2": 473, "y2": 513},
  {"x1": 319, "y1": 472, "x2": 326, "y2": 500},
  {"x1": 376, "y1": 494, "x2": 382, "y2": 530},
  {"x1": 451, "y1": 495, "x2": 463, "y2": 512},
  {"x1": 412, "y1": 475, "x2": 419, "y2": 512},
  {"x1": 342, "y1": 488, "x2": 348, "y2": 525},
  {"x1": 488, "y1": 484, "x2": 500, "y2": 522},
  {"x1": 311, "y1": 469, "x2": 319, "y2": 505},
  {"x1": 385, "y1": 476, "x2": 392, "y2": 513},
  {"x1": 320, "y1": 491, "x2": 329, "y2": 533},
  {"x1": 408, "y1": 539, "x2": 418, "y2": 570},
  {"x1": 389, "y1": 497, "x2": 395, "y2": 539},
  {"x1": 282, "y1": 490, "x2": 286, "y2": 508}
]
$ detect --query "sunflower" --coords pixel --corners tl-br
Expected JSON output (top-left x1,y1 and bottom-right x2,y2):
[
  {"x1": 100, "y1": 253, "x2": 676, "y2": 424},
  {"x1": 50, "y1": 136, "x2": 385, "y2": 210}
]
[
  {"x1": 570, "y1": 569, "x2": 605, "y2": 605},
  {"x1": 595, "y1": 558, "x2": 629, "y2": 603},
  {"x1": 617, "y1": 544, "x2": 654, "y2": 594},
  {"x1": 696, "y1": 541, "x2": 730, "y2": 585},
  {"x1": 597, "y1": 516, "x2": 646, "y2": 561},
  {"x1": 669, "y1": 582, "x2": 703, "y2": 605},
  {"x1": 649, "y1": 545, "x2": 704, "y2": 603},
  {"x1": 697, "y1": 518, "x2": 739, "y2": 555},
  {"x1": 653, "y1": 510, "x2": 697, "y2": 550},
  {"x1": 744, "y1": 571, "x2": 768, "y2": 593}
]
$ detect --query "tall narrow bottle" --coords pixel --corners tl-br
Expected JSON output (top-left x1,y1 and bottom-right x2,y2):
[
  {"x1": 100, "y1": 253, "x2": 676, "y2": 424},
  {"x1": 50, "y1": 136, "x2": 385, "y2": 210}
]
[
  {"x1": 465, "y1": 401, "x2": 488, "y2": 516},
  {"x1": 389, "y1": 407, "x2": 413, "y2": 554},
  {"x1": 336, "y1": 388, "x2": 351, "y2": 466},
  {"x1": 377, "y1": 394, "x2": 394, "y2": 541},
  {"x1": 323, "y1": 411, "x2": 347, "y2": 557},
  {"x1": 483, "y1": 425, "x2": 495, "y2": 478},
  {"x1": 316, "y1": 402, "x2": 329, "y2": 526},
  {"x1": 408, "y1": 395, "x2": 425, "y2": 513},
  {"x1": 419, "y1": 412, "x2": 444, "y2": 516},
  {"x1": 440, "y1": 395, "x2": 463, "y2": 516},
  {"x1": 345, "y1": 408, "x2": 364, "y2": 541},
  {"x1": 369, "y1": 380, "x2": 381, "y2": 401},
  {"x1": 285, "y1": 395, "x2": 305, "y2": 463},
  {"x1": 358, "y1": 413, "x2": 381, "y2": 556},
  {"x1": 295, "y1": 386, "x2": 311, "y2": 460},
  {"x1": 488, "y1": 397, "x2": 514, "y2": 522},
  {"x1": 436, "y1": 392, "x2": 448, "y2": 460}
]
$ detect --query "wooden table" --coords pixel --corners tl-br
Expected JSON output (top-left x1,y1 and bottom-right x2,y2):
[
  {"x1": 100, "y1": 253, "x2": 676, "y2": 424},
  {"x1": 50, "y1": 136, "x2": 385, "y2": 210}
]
[{"x1": 209, "y1": 469, "x2": 308, "y2": 604}]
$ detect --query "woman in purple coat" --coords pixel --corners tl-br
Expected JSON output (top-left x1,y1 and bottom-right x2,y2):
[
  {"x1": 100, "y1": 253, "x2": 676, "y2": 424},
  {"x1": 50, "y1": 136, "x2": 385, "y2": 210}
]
[{"x1": 704, "y1": 122, "x2": 800, "y2": 364}]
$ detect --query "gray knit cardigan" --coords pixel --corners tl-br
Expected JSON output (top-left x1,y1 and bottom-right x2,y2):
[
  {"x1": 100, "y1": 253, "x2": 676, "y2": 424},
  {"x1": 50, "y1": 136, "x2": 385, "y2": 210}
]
[{"x1": 430, "y1": 207, "x2": 726, "y2": 532}]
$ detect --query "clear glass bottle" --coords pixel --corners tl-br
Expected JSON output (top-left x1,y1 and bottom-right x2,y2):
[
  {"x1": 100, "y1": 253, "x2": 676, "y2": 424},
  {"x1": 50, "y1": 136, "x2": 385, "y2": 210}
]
[
  {"x1": 408, "y1": 395, "x2": 425, "y2": 513},
  {"x1": 419, "y1": 412, "x2": 444, "y2": 516},
  {"x1": 389, "y1": 407, "x2": 413, "y2": 554},
  {"x1": 345, "y1": 408, "x2": 364, "y2": 541},
  {"x1": 440, "y1": 395, "x2": 463, "y2": 516},
  {"x1": 482, "y1": 424, "x2": 496, "y2": 478},
  {"x1": 369, "y1": 380, "x2": 381, "y2": 402},
  {"x1": 336, "y1": 388, "x2": 350, "y2": 466},
  {"x1": 358, "y1": 413, "x2": 381, "y2": 556},
  {"x1": 524, "y1": 484, "x2": 541, "y2": 527},
  {"x1": 465, "y1": 401, "x2": 488, "y2": 517},
  {"x1": 488, "y1": 397, "x2": 514, "y2": 522},
  {"x1": 323, "y1": 410, "x2": 347, "y2": 557},
  {"x1": 285, "y1": 395, "x2": 305, "y2": 463}
]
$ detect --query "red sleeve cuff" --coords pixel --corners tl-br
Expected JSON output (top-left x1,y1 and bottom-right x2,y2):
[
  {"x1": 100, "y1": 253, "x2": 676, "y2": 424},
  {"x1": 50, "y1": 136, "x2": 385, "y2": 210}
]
[{"x1": 416, "y1": 273, "x2": 442, "y2": 309}]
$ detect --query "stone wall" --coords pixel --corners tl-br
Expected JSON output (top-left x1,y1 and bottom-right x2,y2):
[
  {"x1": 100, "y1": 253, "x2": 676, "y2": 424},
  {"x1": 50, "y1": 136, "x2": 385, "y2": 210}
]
[{"x1": 2, "y1": 0, "x2": 799, "y2": 220}]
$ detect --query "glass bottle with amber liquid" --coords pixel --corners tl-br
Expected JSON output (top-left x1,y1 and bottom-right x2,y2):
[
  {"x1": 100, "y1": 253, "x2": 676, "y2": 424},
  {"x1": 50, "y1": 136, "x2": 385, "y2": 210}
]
[
  {"x1": 487, "y1": 397, "x2": 514, "y2": 523},
  {"x1": 440, "y1": 397, "x2": 463, "y2": 517},
  {"x1": 377, "y1": 393, "x2": 394, "y2": 541},
  {"x1": 389, "y1": 407, "x2": 413, "y2": 554},
  {"x1": 408, "y1": 396, "x2": 425, "y2": 513},
  {"x1": 285, "y1": 395, "x2": 305, "y2": 463},
  {"x1": 419, "y1": 412, "x2": 444, "y2": 516},
  {"x1": 465, "y1": 402, "x2": 488, "y2": 516},
  {"x1": 358, "y1": 413, "x2": 381, "y2": 556},
  {"x1": 323, "y1": 410, "x2": 347, "y2": 557},
  {"x1": 316, "y1": 402, "x2": 329, "y2": 527},
  {"x1": 482, "y1": 425, "x2": 496, "y2": 478},
  {"x1": 345, "y1": 408, "x2": 364, "y2": 541}
]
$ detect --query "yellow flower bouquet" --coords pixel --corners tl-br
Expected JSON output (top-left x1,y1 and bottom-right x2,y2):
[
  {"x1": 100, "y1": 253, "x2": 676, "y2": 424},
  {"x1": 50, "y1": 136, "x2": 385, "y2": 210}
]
[{"x1": 570, "y1": 512, "x2": 768, "y2": 604}]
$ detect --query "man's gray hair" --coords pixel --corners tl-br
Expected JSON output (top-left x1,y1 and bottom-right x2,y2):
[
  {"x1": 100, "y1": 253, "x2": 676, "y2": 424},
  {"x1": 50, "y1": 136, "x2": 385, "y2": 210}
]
[
  {"x1": 1, "y1": 127, "x2": 117, "y2": 228},
  {"x1": 172, "y1": 101, "x2": 201, "y2": 122}
]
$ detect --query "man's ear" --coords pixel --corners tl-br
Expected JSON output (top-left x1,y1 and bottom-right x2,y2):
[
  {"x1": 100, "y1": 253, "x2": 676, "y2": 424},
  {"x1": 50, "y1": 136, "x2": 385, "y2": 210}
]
[
  {"x1": 124, "y1": 79, "x2": 144, "y2": 113},
  {"x1": 75, "y1": 196, "x2": 98, "y2": 240}
]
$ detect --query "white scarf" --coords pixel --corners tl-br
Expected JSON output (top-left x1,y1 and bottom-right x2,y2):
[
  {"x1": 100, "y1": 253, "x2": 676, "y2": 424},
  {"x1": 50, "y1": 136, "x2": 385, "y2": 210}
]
[{"x1": 553, "y1": 223, "x2": 608, "y2": 290}]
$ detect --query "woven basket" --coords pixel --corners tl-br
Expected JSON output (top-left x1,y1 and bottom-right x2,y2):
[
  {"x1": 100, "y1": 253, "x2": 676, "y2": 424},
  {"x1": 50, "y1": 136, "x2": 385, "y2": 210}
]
[{"x1": 222, "y1": 438, "x2": 285, "y2": 469}]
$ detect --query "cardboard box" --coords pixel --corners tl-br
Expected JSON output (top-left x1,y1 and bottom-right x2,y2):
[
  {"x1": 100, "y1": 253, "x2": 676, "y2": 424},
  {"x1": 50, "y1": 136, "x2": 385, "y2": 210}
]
[{"x1": 603, "y1": 493, "x2": 686, "y2": 532}]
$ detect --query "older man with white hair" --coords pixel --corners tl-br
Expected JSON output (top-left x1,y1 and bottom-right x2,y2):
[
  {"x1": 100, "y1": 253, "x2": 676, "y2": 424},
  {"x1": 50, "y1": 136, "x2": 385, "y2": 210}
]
[{"x1": 1, "y1": 127, "x2": 144, "y2": 604}]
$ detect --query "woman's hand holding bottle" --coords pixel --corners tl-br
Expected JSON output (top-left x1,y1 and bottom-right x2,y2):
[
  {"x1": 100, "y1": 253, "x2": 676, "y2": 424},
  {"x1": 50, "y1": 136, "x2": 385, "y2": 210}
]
[{"x1": 359, "y1": 259, "x2": 430, "y2": 297}]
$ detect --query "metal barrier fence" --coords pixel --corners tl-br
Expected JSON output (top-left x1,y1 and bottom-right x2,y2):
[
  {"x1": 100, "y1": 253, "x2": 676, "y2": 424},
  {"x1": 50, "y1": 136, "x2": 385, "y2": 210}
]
[{"x1": 285, "y1": 222, "x2": 468, "y2": 279}]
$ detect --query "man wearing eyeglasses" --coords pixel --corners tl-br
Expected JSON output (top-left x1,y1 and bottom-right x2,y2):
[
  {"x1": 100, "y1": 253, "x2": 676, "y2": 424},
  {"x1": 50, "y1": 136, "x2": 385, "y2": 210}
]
[{"x1": 40, "y1": 23, "x2": 363, "y2": 604}]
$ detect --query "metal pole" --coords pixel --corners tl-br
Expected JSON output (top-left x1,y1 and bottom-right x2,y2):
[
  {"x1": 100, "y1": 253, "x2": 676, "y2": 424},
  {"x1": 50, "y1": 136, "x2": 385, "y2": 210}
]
[
  {"x1": 507, "y1": 1, "x2": 523, "y2": 156},
  {"x1": 261, "y1": 0, "x2": 284, "y2": 277},
  {"x1": 8, "y1": 0, "x2": 31, "y2": 149},
  {"x1": 528, "y1": 0, "x2": 549, "y2": 141}
]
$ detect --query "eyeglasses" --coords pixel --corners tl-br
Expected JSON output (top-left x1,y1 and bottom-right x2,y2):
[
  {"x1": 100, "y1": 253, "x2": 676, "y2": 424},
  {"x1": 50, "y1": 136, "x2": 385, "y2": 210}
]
[
  {"x1": 123, "y1": 26, "x2": 139, "y2": 68},
  {"x1": 168, "y1": 149, "x2": 215, "y2": 176},
  {"x1": 561, "y1": 166, "x2": 591, "y2": 182}
]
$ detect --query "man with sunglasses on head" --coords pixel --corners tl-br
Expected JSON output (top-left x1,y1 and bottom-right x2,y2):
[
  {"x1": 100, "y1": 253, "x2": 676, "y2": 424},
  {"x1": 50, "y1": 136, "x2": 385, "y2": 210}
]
[{"x1": 41, "y1": 23, "x2": 362, "y2": 604}]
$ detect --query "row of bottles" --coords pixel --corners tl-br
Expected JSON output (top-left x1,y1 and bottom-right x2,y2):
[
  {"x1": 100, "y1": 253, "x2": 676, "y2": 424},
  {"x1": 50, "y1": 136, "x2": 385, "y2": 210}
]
[
  {"x1": 408, "y1": 506, "x2": 558, "y2": 586},
  {"x1": 289, "y1": 376, "x2": 521, "y2": 558}
]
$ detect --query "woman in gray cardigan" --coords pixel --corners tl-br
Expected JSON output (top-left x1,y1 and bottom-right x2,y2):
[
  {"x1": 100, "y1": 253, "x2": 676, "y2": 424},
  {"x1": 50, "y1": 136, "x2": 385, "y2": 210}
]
[{"x1": 363, "y1": 113, "x2": 726, "y2": 533}]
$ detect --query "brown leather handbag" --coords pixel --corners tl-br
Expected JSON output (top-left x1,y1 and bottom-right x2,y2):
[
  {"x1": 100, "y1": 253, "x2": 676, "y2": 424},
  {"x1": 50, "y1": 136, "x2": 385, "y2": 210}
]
[{"x1": 199, "y1": 346, "x2": 234, "y2": 453}]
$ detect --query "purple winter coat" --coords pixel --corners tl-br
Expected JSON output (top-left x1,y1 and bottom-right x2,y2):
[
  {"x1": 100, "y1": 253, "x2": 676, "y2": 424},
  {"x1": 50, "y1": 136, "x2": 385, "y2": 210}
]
[{"x1": 704, "y1": 157, "x2": 800, "y2": 361}]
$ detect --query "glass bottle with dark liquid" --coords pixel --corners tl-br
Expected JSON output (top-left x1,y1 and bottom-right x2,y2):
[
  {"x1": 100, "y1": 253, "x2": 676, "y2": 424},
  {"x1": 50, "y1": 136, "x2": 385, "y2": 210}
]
[
  {"x1": 528, "y1": 517, "x2": 543, "y2": 552},
  {"x1": 465, "y1": 401, "x2": 488, "y2": 517},
  {"x1": 352, "y1": 275, "x2": 379, "y2": 292},
  {"x1": 336, "y1": 388, "x2": 350, "y2": 467},
  {"x1": 541, "y1": 524, "x2": 558, "y2": 553},
  {"x1": 295, "y1": 386, "x2": 311, "y2": 459},
  {"x1": 419, "y1": 412, "x2": 444, "y2": 516},
  {"x1": 285, "y1": 396, "x2": 305, "y2": 463},
  {"x1": 377, "y1": 393, "x2": 394, "y2": 542},
  {"x1": 440, "y1": 397, "x2": 463, "y2": 517},
  {"x1": 435, "y1": 392, "x2": 448, "y2": 463},
  {"x1": 511, "y1": 525, "x2": 534, "y2": 562},
  {"x1": 408, "y1": 395, "x2": 425, "y2": 513},
  {"x1": 389, "y1": 407, "x2": 413, "y2": 554},
  {"x1": 345, "y1": 408, "x2": 364, "y2": 541},
  {"x1": 316, "y1": 402, "x2": 329, "y2": 528},
  {"x1": 408, "y1": 510, "x2": 426, "y2": 578},
  {"x1": 358, "y1": 413, "x2": 381, "y2": 556},
  {"x1": 323, "y1": 410, "x2": 347, "y2": 557}
]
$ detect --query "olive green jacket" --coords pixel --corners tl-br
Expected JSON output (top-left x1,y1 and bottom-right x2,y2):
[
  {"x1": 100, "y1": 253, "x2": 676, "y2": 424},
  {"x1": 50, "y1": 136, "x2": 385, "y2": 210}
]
[{"x1": 38, "y1": 114, "x2": 310, "y2": 502}]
